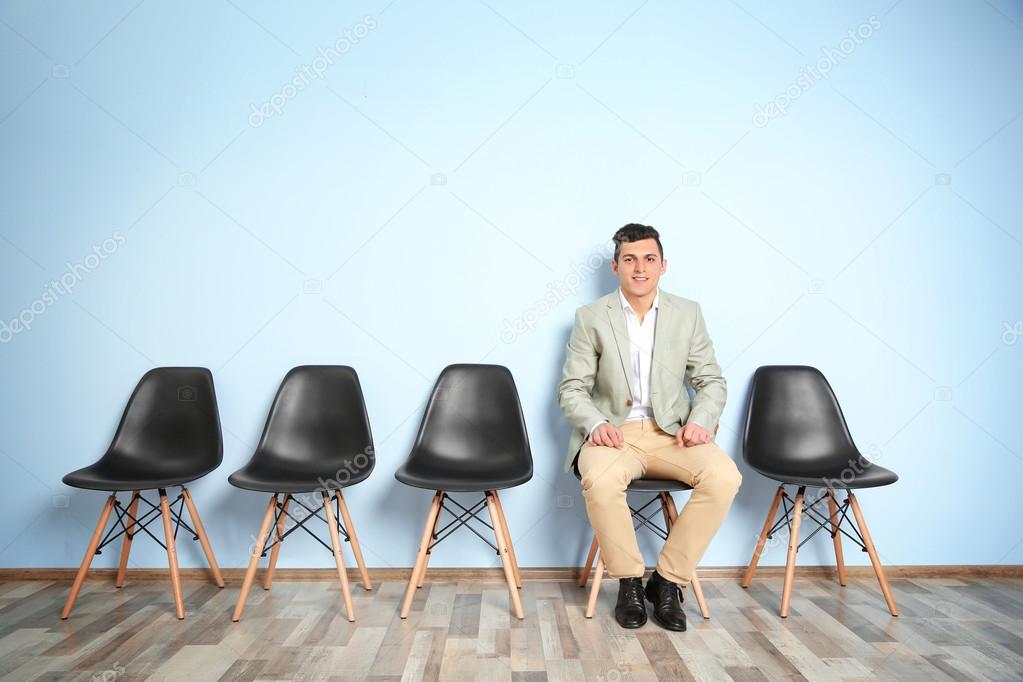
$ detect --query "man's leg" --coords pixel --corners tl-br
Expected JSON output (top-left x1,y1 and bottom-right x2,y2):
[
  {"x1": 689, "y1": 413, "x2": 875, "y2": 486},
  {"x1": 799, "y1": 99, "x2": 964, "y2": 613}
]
[
  {"x1": 644, "y1": 438, "x2": 742, "y2": 587},
  {"x1": 577, "y1": 426, "x2": 646, "y2": 579}
]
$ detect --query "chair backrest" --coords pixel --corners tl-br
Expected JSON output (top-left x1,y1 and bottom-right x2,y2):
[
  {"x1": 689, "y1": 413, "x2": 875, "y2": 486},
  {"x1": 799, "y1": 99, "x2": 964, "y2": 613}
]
[
  {"x1": 255, "y1": 365, "x2": 374, "y2": 470},
  {"x1": 742, "y1": 365, "x2": 859, "y2": 474},
  {"x1": 409, "y1": 364, "x2": 532, "y2": 475},
  {"x1": 105, "y1": 367, "x2": 222, "y2": 470}
]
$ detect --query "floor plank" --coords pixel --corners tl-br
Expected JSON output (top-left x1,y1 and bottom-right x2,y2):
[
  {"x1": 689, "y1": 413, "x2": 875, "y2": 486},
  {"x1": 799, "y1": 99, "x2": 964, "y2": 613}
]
[{"x1": 3, "y1": 576, "x2": 1020, "y2": 681}]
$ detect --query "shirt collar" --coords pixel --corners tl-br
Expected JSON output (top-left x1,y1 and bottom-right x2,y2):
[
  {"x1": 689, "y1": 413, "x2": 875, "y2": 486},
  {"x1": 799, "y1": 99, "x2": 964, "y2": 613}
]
[{"x1": 618, "y1": 287, "x2": 659, "y2": 315}]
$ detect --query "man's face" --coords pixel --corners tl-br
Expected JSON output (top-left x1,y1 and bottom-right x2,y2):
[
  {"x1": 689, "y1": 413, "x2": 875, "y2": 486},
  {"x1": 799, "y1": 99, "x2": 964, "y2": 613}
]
[{"x1": 611, "y1": 238, "x2": 666, "y2": 298}]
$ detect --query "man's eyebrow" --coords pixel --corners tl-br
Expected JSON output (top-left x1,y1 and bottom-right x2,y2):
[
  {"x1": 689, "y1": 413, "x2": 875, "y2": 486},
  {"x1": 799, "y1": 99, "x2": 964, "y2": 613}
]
[{"x1": 621, "y1": 252, "x2": 659, "y2": 258}]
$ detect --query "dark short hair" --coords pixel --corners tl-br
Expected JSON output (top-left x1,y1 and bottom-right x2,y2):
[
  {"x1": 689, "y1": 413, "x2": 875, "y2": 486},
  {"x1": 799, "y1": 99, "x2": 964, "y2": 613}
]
[{"x1": 612, "y1": 223, "x2": 663, "y2": 262}]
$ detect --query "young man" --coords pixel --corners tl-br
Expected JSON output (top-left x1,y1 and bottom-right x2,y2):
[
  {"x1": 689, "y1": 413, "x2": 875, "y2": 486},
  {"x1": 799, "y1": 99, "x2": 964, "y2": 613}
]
[{"x1": 558, "y1": 224, "x2": 742, "y2": 631}]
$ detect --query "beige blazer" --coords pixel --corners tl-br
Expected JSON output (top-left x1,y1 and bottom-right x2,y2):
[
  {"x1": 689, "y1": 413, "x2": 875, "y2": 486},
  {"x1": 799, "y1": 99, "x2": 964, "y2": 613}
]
[{"x1": 557, "y1": 289, "x2": 726, "y2": 471}]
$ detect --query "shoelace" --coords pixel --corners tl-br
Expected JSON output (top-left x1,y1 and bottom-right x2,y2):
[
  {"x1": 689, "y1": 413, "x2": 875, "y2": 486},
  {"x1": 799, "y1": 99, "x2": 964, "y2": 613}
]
[
  {"x1": 652, "y1": 580, "x2": 682, "y2": 607},
  {"x1": 621, "y1": 580, "x2": 644, "y2": 603}
]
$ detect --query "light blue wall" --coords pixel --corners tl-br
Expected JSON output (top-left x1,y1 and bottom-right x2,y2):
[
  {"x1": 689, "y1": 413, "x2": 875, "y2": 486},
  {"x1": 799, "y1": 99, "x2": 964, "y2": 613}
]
[{"x1": 2, "y1": 1, "x2": 1022, "y2": 572}]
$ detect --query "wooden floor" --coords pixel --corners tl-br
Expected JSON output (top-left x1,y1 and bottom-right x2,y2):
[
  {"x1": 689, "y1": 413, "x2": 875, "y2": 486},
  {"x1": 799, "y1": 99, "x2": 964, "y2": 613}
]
[{"x1": 1, "y1": 575, "x2": 1022, "y2": 681}]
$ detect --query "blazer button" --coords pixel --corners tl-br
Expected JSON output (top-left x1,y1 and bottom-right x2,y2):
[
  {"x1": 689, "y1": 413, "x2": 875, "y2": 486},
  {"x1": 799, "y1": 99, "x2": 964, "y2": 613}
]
[{"x1": 626, "y1": 399, "x2": 633, "y2": 406}]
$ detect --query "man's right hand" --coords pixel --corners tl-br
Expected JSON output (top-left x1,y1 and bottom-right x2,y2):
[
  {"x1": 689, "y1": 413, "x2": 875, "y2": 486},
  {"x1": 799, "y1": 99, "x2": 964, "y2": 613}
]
[{"x1": 589, "y1": 422, "x2": 625, "y2": 449}]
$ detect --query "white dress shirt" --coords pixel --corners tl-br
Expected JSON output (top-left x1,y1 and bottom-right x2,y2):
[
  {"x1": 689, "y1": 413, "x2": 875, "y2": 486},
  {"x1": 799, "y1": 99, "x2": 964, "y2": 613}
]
[
  {"x1": 588, "y1": 288, "x2": 659, "y2": 436},
  {"x1": 621, "y1": 287, "x2": 658, "y2": 421}
]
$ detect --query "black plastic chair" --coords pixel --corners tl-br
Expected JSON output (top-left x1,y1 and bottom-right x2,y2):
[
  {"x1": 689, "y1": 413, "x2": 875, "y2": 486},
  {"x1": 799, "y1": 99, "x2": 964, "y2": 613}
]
[
  {"x1": 229, "y1": 365, "x2": 375, "y2": 622},
  {"x1": 741, "y1": 365, "x2": 899, "y2": 617},
  {"x1": 573, "y1": 468, "x2": 710, "y2": 620},
  {"x1": 396, "y1": 364, "x2": 532, "y2": 620},
  {"x1": 61, "y1": 367, "x2": 224, "y2": 620}
]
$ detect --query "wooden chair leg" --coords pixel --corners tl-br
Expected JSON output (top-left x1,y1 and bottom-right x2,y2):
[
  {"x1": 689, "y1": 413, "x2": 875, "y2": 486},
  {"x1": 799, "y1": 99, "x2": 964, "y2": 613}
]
[
  {"x1": 417, "y1": 505, "x2": 441, "y2": 589},
  {"x1": 659, "y1": 492, "x2": 674, "y2": 528},
  {"x1": 848, "y1": 492, "x2": 899, "y2": 616},
  {"x1": 61, "y1": 494, "x2": 116, "y2": 619},
  {"x1": 158, "y1": 489, "x2": 185, "y2": 620},
  {"x1": 689, "y1": 573, "x2": 711, "y2": 620},
  {"x1": 780, "y1": 486, "x2": 805, "y2": 618},
  {"x1": 585, "y1": 553, "x2": 604, "y2": 618},
  {"x1": 401, "y1": 492, "x2": 444, "y2": 619},
  {"x1": 492, "y1": 491, "x2": 521, "y2": 589},
  {"x1": 232, "y1": 494, "x2": 277, "y2": 622},
  {"x1": 578, "y1": 536, "x2": 598, "y2": 587},
  {"x1": 181, "y1": 488, "x2": 224, "y2": 588},
  {"x1": 335, "y1": 490, "x2": 372, "y2": 591},
  {"x1": 486, "y1": 491, "x2": 524, "y2": 620},
  {"x1": 323, "y1": 492, "x2": 355, "y2": 622},
  {"x1": 827, "y1": 489, "x2": 847, "y2": 587},
  {"x1": 742, "y1": 486, "x2": 784, "y2": 588},
  {"x1": 263, "y1": 494, "x2": 290, "y2": 591},
  {"x1": 115, "y1": 492, "x2": 140, "y2": 588},
  {"x1": 662, "y1": 492, "x2": 710, "y2": 619}
]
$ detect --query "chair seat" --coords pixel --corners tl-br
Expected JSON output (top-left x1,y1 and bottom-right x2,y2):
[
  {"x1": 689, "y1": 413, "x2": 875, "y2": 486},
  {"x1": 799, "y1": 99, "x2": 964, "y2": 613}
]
[
  {"x1": 63, "y1": 457, "x2": 217, "y2": 491},
  {"x1": 395, "y1": 457, "x2": 531, "y2": 492},
  {"x1": 748, "y1": 461, "x2": 898, "y2": 489},
  {"x1": 229, "y1": 456, "x2": 372, "y2": 493}
]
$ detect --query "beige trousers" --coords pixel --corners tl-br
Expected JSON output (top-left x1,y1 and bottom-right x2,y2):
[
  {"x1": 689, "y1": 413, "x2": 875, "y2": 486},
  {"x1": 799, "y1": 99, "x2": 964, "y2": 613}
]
[{"x1": 577, "y1": 418, "x2": 742, "y2": 586}]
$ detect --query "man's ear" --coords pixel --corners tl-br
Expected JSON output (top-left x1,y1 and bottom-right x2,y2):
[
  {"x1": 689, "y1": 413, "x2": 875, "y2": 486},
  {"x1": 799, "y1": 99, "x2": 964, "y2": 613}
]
[
  {"x1": 661, "y1": 258, "x2": 668, "y2": 274},
  {"x1": 610, "y1": 258, "x2": 619, "y2": 275}
]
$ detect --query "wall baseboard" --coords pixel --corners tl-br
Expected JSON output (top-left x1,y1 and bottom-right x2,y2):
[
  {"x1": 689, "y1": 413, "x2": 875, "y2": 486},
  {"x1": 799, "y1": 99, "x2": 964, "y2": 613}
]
[{"x1": 2, "y1": 565, "x2": 1021, "y2": 582}]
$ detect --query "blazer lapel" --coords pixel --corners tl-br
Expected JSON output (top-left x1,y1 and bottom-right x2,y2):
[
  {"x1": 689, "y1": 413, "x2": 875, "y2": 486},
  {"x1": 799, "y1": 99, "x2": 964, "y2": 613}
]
[
  {"x1": 606, "y1": 293, "x2": 635, "y2": 399},
  {"x1": 651, "y1": 293, "x2": 682, "y2": 396}
]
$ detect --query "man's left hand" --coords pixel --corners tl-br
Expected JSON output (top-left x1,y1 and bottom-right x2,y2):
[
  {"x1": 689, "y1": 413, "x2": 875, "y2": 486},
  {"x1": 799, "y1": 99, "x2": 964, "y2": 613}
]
[{"x1": 677, "y1": 422, "x2": 711, "y2": 448}]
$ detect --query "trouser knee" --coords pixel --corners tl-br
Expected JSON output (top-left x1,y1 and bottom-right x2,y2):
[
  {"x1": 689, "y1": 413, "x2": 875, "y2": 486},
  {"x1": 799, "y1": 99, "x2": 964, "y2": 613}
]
[{"x1": 699, "y1": 460, "x2": 742, "y2": 499}]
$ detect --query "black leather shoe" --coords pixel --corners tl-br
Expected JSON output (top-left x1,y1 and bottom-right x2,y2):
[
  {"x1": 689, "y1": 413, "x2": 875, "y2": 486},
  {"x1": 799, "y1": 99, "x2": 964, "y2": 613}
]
[
  {"x1": 645, "y1": 570, "x2": 686, "y2": 631},
  {"x1": 614, "y1": 577, "x2": 647, "y2": 628}
]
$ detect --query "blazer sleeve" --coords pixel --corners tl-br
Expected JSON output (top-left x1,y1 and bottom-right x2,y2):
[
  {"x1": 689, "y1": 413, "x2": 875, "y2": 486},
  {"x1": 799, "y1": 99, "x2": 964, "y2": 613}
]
[
  {"x1": 685, "y1": 302, "x2": 727, "y2": 431},
  {"x1": 557, "y1": 308, "x2": 608, "y2": 434}
]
